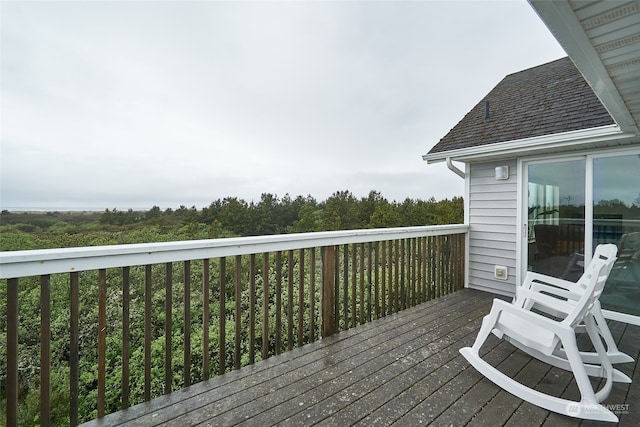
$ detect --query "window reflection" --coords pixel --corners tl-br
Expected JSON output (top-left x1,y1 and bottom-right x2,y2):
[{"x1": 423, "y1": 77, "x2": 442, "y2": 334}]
[
  {"x1": 527, "y1": 160, "x2": 585, "y2": 280},
  {"x1": 595, "y1": 154, "x2": 640, "y2": 317}
]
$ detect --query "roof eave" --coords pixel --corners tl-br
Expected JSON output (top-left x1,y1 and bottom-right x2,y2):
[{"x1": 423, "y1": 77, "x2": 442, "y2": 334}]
[{"x1": 422, "y1": 124, "x2": 634, "y2": 164}]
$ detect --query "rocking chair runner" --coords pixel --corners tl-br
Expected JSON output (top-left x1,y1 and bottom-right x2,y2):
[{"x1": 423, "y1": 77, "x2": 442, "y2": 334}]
[{"x1": 460, "y1": 244, "x2": 629, "y2": 422}]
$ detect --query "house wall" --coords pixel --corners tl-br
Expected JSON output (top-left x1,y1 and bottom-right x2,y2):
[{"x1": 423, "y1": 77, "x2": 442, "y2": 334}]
[{"x1": 467, "y1": 160, "x2": 518, "y2": 296}]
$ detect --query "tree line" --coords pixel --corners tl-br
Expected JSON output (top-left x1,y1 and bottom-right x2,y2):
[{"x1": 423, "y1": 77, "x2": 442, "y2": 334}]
[
  {"x1": 100, "y1": 191, "x2": 463, "y2": 235},
  {"x1": 1, "y1": 191, "x2": 463, "y2": 251}
]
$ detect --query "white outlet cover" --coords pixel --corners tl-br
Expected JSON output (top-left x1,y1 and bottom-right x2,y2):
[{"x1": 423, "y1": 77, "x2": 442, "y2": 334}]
[{"x1": 494, "y1": 266, "x2": 508, "y2": 280}]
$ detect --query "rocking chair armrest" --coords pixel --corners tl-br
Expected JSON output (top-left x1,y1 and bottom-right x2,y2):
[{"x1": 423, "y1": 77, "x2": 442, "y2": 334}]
[
  {"x1": 513, "y1": 288, "x2": 573, "y2": 316},
  {"x1": 491, "y1": 298, "x2": 569, "y2": 334}
]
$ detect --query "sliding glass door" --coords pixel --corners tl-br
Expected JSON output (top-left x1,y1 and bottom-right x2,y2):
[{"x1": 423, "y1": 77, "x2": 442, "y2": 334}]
[
  {"x1": 593, "y1": 154, "x2": 640, "y2": 317},
  {"x1": 526, "y1": 159, "x2": 585, "y2": 281},
  {"x1": 524, "y1": 149, "x2": 640, "y2": 320}
]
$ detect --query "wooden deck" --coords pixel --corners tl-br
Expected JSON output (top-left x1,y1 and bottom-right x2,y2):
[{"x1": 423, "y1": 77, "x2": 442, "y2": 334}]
[{"x1": 82, "y1": 289, "x2": 639, "y2": 426}]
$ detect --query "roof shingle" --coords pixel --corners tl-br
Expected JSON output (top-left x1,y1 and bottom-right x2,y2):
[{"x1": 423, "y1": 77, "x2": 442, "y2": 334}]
[{"x1": 427, "y1": 57, "x2": 614, "y2": 155}]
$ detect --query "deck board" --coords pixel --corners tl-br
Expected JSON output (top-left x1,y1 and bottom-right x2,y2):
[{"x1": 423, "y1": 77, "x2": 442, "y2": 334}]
[{"x1": 82, "y1": 289, "x2": 639, "y2": 427}]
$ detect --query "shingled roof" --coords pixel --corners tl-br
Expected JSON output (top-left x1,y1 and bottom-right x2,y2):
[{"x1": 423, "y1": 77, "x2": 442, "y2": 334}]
[{"x1": 427, "y1": 57, "x2": 614, "y2": 156}]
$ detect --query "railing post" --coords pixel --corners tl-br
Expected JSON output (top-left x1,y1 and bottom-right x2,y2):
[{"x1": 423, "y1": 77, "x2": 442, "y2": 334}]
[{"x1": 321, "y1": 246, "x2": 337, "y2": 337}]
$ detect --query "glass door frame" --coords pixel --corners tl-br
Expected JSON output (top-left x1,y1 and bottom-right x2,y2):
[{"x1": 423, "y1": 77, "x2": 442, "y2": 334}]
[{"x1": 518, "y1": 147, "x2": 640, "y2": 326}]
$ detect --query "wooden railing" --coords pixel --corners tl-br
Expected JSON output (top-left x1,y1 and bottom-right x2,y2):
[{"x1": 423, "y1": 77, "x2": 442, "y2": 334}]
[{"x1": 0, "y1": 225, "x2": 468, "y2": 426}]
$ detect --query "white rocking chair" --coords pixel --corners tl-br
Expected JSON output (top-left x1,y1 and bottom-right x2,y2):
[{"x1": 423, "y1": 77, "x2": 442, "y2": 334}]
[
  {"x1": 514, "y1": 243, "x2": 634, "y2": 368},
  {"x1": 460, "y1": 244, "x2": 627, "y2": 422}
]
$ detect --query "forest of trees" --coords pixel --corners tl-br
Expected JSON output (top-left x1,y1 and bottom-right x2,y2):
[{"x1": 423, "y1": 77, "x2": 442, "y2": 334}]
[
  {"x1": 0, "y1": 190, "x2": 464, "y2": 425},
  {"x1": 0, "y1": 190, "x2": 464, "y2": 251},
  {"x1": 6, "y1": 191, "x2": 639, "y2": 425}
]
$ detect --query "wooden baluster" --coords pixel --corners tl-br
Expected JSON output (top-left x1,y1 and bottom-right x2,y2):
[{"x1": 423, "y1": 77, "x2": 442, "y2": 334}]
[
  {"x1": 184, "y1": 261, "x2": 191, "y2": 386},
  {"x1": 388, "y1": 240, "x2": 393, "y2": 313},
  {"x1": 275, "y1": 252, "x2": 282, "y2": 354},
  {"x1": 400, "y1": 240, "x2": 406, "y2": 310},
  {"x1": 309, "y1": 247, "x2": 316, "y2": 342},
  {"x1": 342, "y1": 244, "x2": 349, "y2": 331},
  {"x1": 70, "y1": 272, "x2": 79, "y2": 425},
  {"x1": 235, "y1": 255, "x2": 242, "y2": 370},
  {"x1": 351, "y1": 244, "x2": 357, "y2": 328},
  {"x1": 98, "y1": 269, "x2": 107, "y2": 414},
  {"x1": 381, "y1": 241, "x2": 387, "y2": 317},
  {"x1": 367, "y1": 242, "x2": 372, "y2": 322},
  {"x1": 297, "y1": 248, "x2": 305, "y2": 347},
  {"x1": 287, "y1": 250, "x2": 294, "y2": 351},
  {"x1": 423, "y1": 237, "x2": 428, "y2": 300},
  {"x1": 262, "y1": 252, "x2": 269, "y2": 360},
  {"x1": 6, "y1": 278, "x2": 18, "y2": 427},
  {"x1": 203, "y1": 259, "x2": 210, "y2": 379},
  {"x1": 374, "y1": 242, "x2": 379, "y2": 319},
  {"x1": 438, "y1": 236, "x2": 442, "y2": 295},
  {"x1": 334, "y1": 247, "x2": 339, "y2": 332},
  {"x1": 164, "y1": 263, "x2": 172, "y2": 393},
  {"x1": 321, "y1": 246, "x2": 336, "y2": 337},
  {"x1": 219, "y1": 257, "x2": 226, "y2": 375},
  {"x1": 144, "y1": 266, "x2": 151, "y2": 401},
  {"x1": 359, "y1": 243, "x2": 365, "y2": 324},
  {"x1": 394, "y1": 240, "x2": 399, "y2": 313},
  {"x1": 412, "y1": 238, "x2": 417, "y2": 306},
  {"x1": 41, "y1": 274, "x2": 50, "y2": 427},
  {"x1": 429, "y1": 235, "x2": 436, "y2": 299},
  {"x1": 417, "y1": 237, "x2": 423, "y2": 304},
  {"x1": 249, "y1": 254, "x2": 256, "y2": 364},
  {"x1": 122, "y1": 268, "x2": 130, "y2": 406}
]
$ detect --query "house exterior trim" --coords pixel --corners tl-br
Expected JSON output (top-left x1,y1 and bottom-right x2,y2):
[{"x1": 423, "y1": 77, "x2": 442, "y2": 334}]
[{"x1": 422, "y1": 124, "x2": 634, "y2": 164}]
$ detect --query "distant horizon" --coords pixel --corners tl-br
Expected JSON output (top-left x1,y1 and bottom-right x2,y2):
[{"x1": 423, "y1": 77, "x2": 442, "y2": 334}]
[{"x1": 2, "y1": 207, "x2": 124, "y2": 213}]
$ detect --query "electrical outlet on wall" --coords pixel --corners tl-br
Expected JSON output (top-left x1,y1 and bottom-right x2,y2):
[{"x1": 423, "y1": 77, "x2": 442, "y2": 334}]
[{"x1": 494, "y1": 265, "x2": 508, "y2": 280}]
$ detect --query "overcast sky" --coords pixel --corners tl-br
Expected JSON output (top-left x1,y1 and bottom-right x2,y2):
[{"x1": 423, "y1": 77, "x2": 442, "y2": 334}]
[{"x1": 1, "y1": 0, "x2": 566, "y2": 211}]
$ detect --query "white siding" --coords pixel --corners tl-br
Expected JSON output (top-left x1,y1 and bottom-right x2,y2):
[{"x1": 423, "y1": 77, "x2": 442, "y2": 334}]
[{"x1": 467, "y1": 160, "x2": 518, "y2": 296}]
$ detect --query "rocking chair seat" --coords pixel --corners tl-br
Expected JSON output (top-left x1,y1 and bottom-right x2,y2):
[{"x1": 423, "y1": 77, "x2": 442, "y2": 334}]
[{"x1": 494, "y1": 309, "x2": 557, "y2": 355}]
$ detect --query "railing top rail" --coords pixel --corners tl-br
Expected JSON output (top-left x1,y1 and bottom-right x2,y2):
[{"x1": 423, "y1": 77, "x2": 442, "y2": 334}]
[{"x1": 0, "y1": 224, "x2": 468, "y2": 279}]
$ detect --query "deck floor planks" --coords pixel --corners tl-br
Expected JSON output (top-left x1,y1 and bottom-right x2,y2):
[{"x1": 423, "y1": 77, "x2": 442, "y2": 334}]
[
  {"x1": 352, "y1": 331, "x2": 505, "y2": 427},
  {"x1": 313, "y1": 301, "x2": 502, "y2": 427},
  {"x1": 210, "y1": 291, "x2": 496, "y2": 426},
  {"x1": 93, "y1": 291, "x2": 480, "y2": 426},
  {"x1": 393, "y1": 338, "x2": 517, "y2": 425},
  {"x1": 134, "y1": 290, "x2": 492, "y2": 426},
  {"x1": 289, "y1": 299, "x2": 500, "y2": 426},
  {"x1": 465, "y1": 355, "x2": 552, "y2": 427},
  {"x1": 195, "y1": 292, "x2": 490, "y2": 425},
  {"x1": 502, "y1": 325, "x2": 597, "y2": 426},
  {"x1": 350, "y1": 312, "x2": 506, "y2": 427},
  {"x1": 80, "y1": 289, "x2": 640, "y2": 427}
]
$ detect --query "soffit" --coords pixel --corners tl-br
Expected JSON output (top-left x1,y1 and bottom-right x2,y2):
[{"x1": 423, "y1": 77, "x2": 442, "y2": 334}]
[{"x1": 530, "y1": 0, "x2": 640, "y2": 134}]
